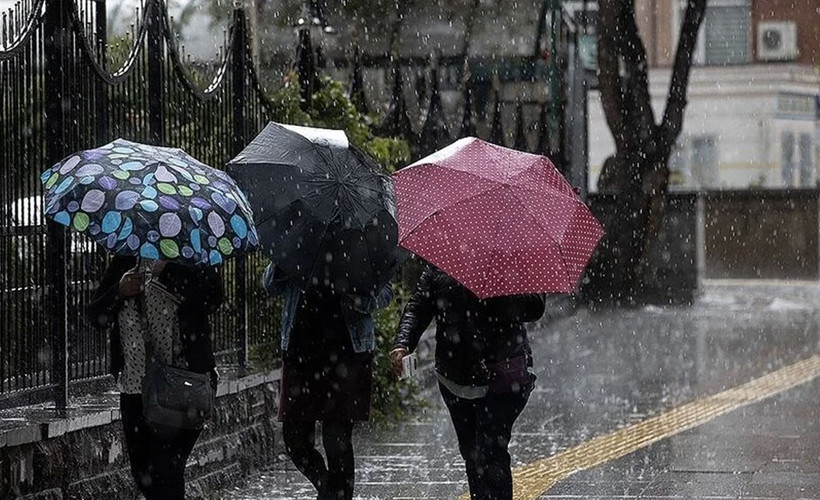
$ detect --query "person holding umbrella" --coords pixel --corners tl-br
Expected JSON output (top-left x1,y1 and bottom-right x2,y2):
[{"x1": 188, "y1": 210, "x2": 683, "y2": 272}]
[
  {"x1": 89, "y1": 257, "x2": 222, "y2": 499},
  {"x1": 392, "y1": 264, "x2": 544, "y2": 500},
  {"x1": 389, "y1": 138, "x2": 604, "y2": 499},
  {"x1": 41, "y1": 139, "x2": 259, "y2": 499},
  {"x1": 264, "y1": 262, "x2": 392, "y2": 500},
  {"x1": 226, "y1": 123, "x2": 399, "y2": 500}
]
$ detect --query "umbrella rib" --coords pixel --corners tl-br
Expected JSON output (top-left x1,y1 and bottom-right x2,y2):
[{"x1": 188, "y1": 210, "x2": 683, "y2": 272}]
[
  {"x1": 477, "y1": 187, "x2": 569, "y2": 297},
  {"x1": 507, "y1": 184, "x2": 592, "y2": 245},
  {"x1": 505, "y1": 190, "x2": 575, "y2": 290},
  {"x1": 477, "y1": 194, "x2": 514, "y2": 298},
  {"x1": 415, "y1": 163, "x2": 509, "y2": 186},
  {"x1": 505, "y1": 164, "x2": 581, "y2": 202},
  {"x1": 401, "y1": 182, "x2": 505, "y2": 238}
]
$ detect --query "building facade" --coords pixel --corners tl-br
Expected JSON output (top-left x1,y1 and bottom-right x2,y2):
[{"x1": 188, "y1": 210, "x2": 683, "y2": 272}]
[{"x1": 588, "y1": 0, "x2": 820, "y2": 191}]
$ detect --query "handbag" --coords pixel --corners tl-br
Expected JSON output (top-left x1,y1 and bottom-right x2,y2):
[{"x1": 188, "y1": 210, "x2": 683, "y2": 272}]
[
  {"x1": 485, "y1": 355, "x2": 534, "y2": 395},
  {"x1": 142, "y1": 359, "x2": 214, "y2": 430},
  {"x1": 138, "y1": 270, "x2": 214, "y2": 430}
]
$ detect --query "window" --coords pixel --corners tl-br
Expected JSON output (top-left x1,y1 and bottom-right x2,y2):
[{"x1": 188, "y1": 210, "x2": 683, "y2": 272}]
[
  {"x1": 668, "y1": 138, "x2": 688, "y2": 188},
  {"x1": 781, "y1": 131, "x2": 795, "y2": 187},
  {"x1": 798, "y1": 134, "x2": 813, "y2": 187},
  {"x1": 690, "y1": 135, "x2": 718, "y2": 188},
  {"x1": 687, "y1": 0, "x2": 751, "y2": 65}
]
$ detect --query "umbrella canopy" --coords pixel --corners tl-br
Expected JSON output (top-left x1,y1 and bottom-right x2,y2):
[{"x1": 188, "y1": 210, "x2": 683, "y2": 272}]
[
  {"x1": 226, "y1": 123, "x2": 398, "y2": 294},
  {"x1": 40, "y1": 139, "x2": 259, "y2": 266},
  {"x1": 393, "y1": 137, "x2": 603, "y2": 299}
]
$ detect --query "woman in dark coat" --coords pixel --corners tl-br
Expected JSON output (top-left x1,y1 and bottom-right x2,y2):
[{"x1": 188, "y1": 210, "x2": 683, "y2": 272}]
[
  {"x1": 88, "y1": 255, "x2": 223, "y2": 500},
  {"x1": 392, "y1": 263, "x2": 545, "y2": 500},
  {"x1": 263, "y1": 263, "x2": 392, "y2": 500}
]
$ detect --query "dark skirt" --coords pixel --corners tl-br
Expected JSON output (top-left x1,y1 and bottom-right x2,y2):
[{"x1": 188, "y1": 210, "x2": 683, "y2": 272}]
[
  {"x1": 280, "y1": 285, "x2": 374, "y2": 422},
  {"x1": 278, "y1": 349, "x2": 373, "y2": 422}
]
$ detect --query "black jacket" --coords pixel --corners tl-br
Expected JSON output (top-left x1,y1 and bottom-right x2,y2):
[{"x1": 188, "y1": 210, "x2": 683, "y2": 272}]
[
  {"x1": 87, "y1": 256, "x2": 223, "y2": 378},
  {"x1": 394, "y1": 264, "x2": 546, "y2": 386}
]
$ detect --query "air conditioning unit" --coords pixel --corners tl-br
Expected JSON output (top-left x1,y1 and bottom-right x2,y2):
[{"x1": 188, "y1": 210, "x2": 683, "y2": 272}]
[{"x1": 757, "y1": 21, "x2": 798, "y2": 61}]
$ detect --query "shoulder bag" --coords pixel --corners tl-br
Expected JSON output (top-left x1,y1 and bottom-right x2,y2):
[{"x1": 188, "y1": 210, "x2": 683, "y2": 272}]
[
  {"x1": 142, "y1": 359, "x2": 214, "y2": 430},
  {"x1": 485, "y1": 355, "x2": 535, "y2": 395},
  {"x1": 140, "y1": 277, "x2": 214, "y2": 430}
]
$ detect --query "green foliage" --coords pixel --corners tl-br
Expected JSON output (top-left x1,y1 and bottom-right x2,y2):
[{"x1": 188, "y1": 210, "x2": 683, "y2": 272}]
[
  {"x1": 363, "y1": 137, "x2": 411, "y2": 174},
  {"x1": 265, "y1": 74, "x2": 411, "y2": 173},
  {"x1": 310, "y1": 76, "x2": 411, "y2": 172},
  {"x1": 309, "y1": 76, "x2": 372, "y2": 145},
  {"x1": 369, "y1": 284, "x2": 426, "y2": 424},
  {"x1": 265, "y1": 75, "x2": 313, "y2": 126}
]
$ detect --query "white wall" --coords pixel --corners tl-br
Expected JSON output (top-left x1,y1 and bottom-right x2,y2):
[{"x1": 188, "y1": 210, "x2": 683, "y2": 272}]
[{"x1": 587, "y1": 64, "x2": 820, "y2": 191}]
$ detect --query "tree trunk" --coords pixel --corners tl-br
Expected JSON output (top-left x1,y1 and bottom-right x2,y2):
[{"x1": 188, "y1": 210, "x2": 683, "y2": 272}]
[{"x1": 581, "y1": 0, "x2": 706, "y2": 303}]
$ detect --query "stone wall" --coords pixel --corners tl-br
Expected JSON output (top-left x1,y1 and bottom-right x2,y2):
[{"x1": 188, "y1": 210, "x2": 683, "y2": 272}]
[
  {"x1": 703, "y1": 189, "x2": 819, "y2": 280},
  {"x1": 587, "y1": 189, "x2": 820, "y2": 302},
  {"x1": 642, "y1": 193, "x2": 699, "y2": 303},
  {"x1": 0, "y1": 371, "x2": 282, "y2": 500},
  {"x1": 587, "y1": 193, "x2": 700, "y2": 304}
]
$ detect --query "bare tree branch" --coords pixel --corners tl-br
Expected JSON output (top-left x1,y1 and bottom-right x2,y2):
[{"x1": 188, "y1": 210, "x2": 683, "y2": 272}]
[
  {"x1": 620, "y1": 1, "x2": 656, "y2": 137},
  {"x1": 660, "y1": 0, "x2": 707, "y2": 152},
  {"x1": 597, "y1": 0, "x2": 627, "y2": 150}
]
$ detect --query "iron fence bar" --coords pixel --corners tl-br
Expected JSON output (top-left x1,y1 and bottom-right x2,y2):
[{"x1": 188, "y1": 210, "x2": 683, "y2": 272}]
[
  {"x1": 146, "y1": 0, "x2": 163, "y2": 145},
  {"x1": 1, "y1": 17, "x2": 9, "y2": 393},
  {"x1": 10, "y1": 6, "x2": 20, "y2": 391},
  {"x1": 231, "y1": 6, "x2": 248, "y2": 371},
  {"x1": 35, "y1": 6, "x2": 47, "y2": 387},
  {"x1": 44, "y1": 0, "x2": 70, "y2": 413},
  {"x1": 94, "y1": 0, "x2": 107, "y2": 145}
]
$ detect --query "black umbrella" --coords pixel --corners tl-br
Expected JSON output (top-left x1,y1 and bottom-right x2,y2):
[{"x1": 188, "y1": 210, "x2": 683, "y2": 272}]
[{"x1": 226, "y1": 123, "x2": 399, "y2": 294}]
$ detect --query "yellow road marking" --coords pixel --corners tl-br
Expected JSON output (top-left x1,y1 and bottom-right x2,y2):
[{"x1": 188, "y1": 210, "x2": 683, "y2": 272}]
[{"x1": 458, "y1": 353, "x2": 820, "y2": 500}]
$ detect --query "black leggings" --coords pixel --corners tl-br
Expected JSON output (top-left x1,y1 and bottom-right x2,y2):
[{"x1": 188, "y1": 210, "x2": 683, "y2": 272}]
[
  {"x1": 440, "y1": 384, "x2": 532, "y2": 500},
  {"x1": 282, "y1": 420, "x2": 355, "y2": 500},
  {"x1": 120, "y1": 394, "x2": 201, "y2": 500}
]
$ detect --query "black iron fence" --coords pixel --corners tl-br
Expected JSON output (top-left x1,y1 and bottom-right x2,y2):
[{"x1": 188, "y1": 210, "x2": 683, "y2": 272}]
[
  {"x1": 0, "y1": 0, "x2": 284, "y2": 409},
  {"x1": 0, "y1": 0, "x2": 560, "y2": 411}
]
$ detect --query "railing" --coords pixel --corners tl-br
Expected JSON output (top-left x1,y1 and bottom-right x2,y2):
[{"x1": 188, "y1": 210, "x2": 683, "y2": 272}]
[
  {"x1": 0, "y1": 0, "x2": 284, "y2": 410},
  {"x1": 0, "y1": 0, "x2": 562, "y2": 411}
]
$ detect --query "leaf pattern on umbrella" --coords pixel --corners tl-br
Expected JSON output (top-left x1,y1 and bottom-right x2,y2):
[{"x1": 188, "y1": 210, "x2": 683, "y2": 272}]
[{"x1": 41, "y1": 139, "x2": 259, "y2": 266}]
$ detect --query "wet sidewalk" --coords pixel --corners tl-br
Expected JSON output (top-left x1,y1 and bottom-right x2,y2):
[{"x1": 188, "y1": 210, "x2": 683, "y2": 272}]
[{"x1": 222, "y1": 281, "x2": 820, "y2": 499}]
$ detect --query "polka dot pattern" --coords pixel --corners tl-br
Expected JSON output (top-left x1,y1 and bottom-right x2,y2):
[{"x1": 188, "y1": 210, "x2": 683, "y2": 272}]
[
  {"x1": 117, "y1": 281, "x2": 184, "y2": 394},
  {"x1": 393, "y1": 137, "x2": 604, "y2": 298},
  {"x1": 41, "y1": 139, "x2": 259, "y2": 266}
]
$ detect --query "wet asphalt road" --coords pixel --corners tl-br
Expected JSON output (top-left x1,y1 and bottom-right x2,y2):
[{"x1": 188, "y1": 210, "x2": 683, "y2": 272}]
[{"x1": 221, "y1": 281, "x2": 820, "y2": 499}]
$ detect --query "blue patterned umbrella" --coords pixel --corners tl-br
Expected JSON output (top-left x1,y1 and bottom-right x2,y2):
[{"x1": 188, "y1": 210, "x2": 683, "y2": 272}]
[{"x1": 40, "y1": 139, "x2": 259, "y2": 266}]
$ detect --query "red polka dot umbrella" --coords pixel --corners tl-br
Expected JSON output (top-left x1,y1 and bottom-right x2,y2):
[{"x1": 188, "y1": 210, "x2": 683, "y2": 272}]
[{"x1": 393, "y1": 137, "x2": 604, "y2": 299}]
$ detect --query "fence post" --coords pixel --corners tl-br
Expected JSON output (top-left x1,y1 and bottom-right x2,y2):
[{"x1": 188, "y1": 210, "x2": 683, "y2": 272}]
[
  {"x1": 94, "y1": 0, "x2": 108, "y2": 144},
  {"x1": 459, "y1": 61, "x2": 477, "y2": 138},
  {"x1": 44, "y1": 0, "x2": 71, "y2": 414},
  {"x1": 348, "y1": 38, "x2": 368, "y2": 114},
  {"x1": 418, "y1": 59, "x2": 451, "y2": 157},
  {"x1": 232, "y1": 5, "x2": 249, "y2": 372},
  {"x1": 296, "y1": 27, "x2": 314, "y2": 111},
  {"x1": 376, "y1": 58, "x2": 414, "y2": 146},
  {"x1": 488, "y1": 80, "x2": 505, "y2": 146},
  {"x1": 146, "y1": 0, "x2": 164, "y2": 145}
]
